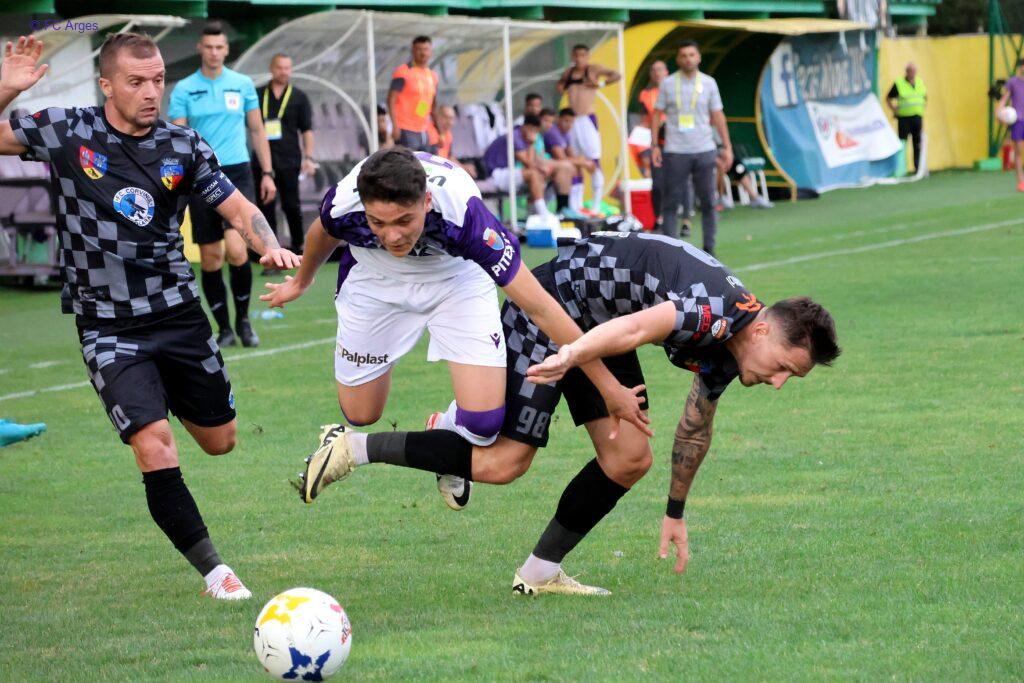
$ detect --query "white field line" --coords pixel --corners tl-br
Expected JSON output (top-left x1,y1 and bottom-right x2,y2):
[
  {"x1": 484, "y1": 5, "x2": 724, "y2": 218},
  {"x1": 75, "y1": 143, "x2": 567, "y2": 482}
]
[
  {"x1": 2, "y1": 218, "x2": 1019, "y2": 403},
  {"x1": 735, "y1": 218, "x2": 1020, "y2": 273}
]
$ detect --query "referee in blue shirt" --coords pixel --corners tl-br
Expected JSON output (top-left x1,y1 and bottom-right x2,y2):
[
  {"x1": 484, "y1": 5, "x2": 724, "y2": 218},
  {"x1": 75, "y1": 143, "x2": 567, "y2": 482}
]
[{"x1": 170, "y1": 22, "x2": 276, "y2": 348}]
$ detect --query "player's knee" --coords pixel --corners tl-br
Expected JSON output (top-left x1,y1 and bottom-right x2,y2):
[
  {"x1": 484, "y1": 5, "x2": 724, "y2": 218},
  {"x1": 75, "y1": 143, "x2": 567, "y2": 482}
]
[
  {"x1": 454, "y1": 405, "x2": 504, "y2": 446},
  {"x1": 201, "y1": 423, "x2": 236, "y2": 456},
  {"x1": 131, "y1": 423, "x2": 178, "y2": 470},
  {"x1": 338, "y1": 401, "x2": 382, "y2": 427}
]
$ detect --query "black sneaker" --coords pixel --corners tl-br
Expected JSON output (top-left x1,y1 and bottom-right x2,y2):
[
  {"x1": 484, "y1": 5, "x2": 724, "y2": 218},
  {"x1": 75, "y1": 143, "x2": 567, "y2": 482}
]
[
  {"x1": 216, "y1": 328, "x2": 237, "y2": 348},
  {"x1": 236, "y1": 319, "x2": 260, "y2": 348},
  {"x1": 681, "y1": 222, "x2": 692, "y2": 237}
]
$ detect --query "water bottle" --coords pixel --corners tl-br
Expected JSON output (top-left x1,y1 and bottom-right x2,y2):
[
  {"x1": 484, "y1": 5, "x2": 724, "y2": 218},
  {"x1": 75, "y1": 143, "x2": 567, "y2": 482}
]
[{"x1": 259, "y1": 310, "x2": 285, "y2": 320}]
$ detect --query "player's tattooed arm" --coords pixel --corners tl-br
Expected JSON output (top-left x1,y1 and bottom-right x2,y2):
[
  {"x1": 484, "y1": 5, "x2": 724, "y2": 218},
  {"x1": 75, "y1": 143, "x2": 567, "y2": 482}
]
[
  {"x1": 669, "y1": 376, "x2": 718, "y2": 504},
  {"x1": 241, "y1": 210, "x2": 281, "y2": 253}
]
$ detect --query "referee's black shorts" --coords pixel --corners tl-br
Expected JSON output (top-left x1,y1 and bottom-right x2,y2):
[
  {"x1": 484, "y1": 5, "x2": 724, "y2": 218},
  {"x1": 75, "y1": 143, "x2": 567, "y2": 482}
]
[
  {"x1": 76, "y1": 301, "x2": 236, "y2": 443},
  {"x1": 499, "y1": 262, "x2": 648, "y2": 448},
  {"x1": 189, "y1": 162, "x2": 256, "y2": 245}
]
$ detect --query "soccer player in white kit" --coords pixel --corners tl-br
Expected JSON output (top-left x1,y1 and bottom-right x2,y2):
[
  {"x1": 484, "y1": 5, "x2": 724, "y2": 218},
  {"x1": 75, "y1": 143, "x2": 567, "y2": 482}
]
[{"x1": 261, "y1": 147, "x2": 647, "y2": 507}]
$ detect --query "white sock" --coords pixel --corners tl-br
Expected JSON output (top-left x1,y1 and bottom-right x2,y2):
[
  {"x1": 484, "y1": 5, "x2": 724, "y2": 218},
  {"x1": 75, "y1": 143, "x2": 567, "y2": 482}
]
[
  {"x1": 519, "y1": 554, "x2": 561, "y2": 584},
  {"x1": 533, "y1": 199, "x2": 550, "y2": 216},
  {"x1": 590, "y1": 168, "x2": 604, "y2": 207},
  {"x1": 203, "y1": 563, "x2": 230, "y2": 588},
  {"x1": 349, "y1": 431, "x2": 368, "y2": 466},
  {"x1": 569, "y1": 182, "x2": 584, "y2": 211}
]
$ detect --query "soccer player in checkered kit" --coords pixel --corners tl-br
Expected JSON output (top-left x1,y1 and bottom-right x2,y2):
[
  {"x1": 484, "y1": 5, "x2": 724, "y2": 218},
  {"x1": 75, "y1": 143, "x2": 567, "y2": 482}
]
[
  {"x1": 0, "y1": 34, "x2": 300, "y2": 599},
  {"x1": 300, "y1": 231, "x2": 840, "y2": 595},
  {"x1": 258, "y1": 147, "x2": 649, "y2": 508}
]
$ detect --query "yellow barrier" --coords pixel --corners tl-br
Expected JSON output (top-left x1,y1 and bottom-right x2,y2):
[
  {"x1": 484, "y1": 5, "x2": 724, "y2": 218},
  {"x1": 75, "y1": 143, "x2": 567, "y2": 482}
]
[
  {"x1": 182, "y1": 208, "x2": 199, "y2": 262},
  {"x1": 878, "y1": 35, "x2": 1017, "y2": 170}
]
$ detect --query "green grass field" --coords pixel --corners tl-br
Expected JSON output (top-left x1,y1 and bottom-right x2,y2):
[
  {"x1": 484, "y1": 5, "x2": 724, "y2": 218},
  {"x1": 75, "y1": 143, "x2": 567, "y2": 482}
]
[{"x1": 1, "y1": 171, "x2": 1022, "y2": 680}]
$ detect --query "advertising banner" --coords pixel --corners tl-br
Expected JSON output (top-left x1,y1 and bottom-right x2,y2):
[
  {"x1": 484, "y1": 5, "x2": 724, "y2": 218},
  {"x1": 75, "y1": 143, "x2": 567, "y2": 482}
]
[
  {"x1": 761, "y1": 30, "x2": 901, "y2": 192},
  {"x1": 806, "y1": 96, "x2": 902, "y2": 168}
]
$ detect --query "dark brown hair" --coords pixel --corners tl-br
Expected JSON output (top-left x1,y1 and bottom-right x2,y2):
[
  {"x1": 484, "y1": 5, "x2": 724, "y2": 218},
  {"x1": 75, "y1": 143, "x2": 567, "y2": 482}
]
[
  {"x1": 768, "y1": 297, "x2": 841, "y2": 366},
  {"x1": 99, "y1": 32, "x2": 159, "y2": 78},
  {"x1": 356, "y1": 147, "x2": 426, "y2": 206}
]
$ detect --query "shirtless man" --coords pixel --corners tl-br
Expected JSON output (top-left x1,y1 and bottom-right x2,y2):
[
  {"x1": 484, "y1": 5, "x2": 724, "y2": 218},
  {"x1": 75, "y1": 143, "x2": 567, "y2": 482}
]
[{"x1": 556, "y1": 44, "x2": 620, "y2": 214}]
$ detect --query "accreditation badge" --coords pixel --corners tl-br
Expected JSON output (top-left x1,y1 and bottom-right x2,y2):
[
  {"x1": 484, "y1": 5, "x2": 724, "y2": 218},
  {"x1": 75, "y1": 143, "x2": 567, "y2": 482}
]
[
  {"x1": 677, "y1": 114, "x2": 696, "y2": 131},
  {"x1": 264, "y1": 119, "x2": 282, "y2": 140},
  {"x1": 415, "y1": 101, "x2": 429, "y2": 118}
]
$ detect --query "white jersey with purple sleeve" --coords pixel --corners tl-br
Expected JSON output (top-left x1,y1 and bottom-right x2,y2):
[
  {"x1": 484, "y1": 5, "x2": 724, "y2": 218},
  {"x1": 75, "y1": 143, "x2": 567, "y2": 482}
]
[{"x1": 319, "y1": 151, "x2": 522, "y2": 287}]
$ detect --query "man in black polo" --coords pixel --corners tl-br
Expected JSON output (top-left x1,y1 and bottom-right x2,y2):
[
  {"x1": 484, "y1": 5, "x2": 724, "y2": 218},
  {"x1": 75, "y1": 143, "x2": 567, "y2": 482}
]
[
  {"x1": 0, "y1": 33, "x2": 300, "y2": 599},
  {"x1": 253, "y1": 53, "x2": 315, "y2": 270}
]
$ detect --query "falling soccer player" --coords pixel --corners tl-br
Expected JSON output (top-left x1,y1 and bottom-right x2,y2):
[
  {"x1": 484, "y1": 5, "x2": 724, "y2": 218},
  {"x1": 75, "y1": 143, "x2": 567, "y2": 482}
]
[
  {"x1": 300, "y1": 232, "x2": 839, "y2": 595},
  {"x1": 259, "y1": 147, "x2": 648, "y2": 508}
]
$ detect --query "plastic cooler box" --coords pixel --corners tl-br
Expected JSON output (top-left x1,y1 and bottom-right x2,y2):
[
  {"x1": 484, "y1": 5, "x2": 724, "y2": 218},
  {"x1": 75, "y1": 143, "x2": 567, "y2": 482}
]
[
  {"x1": 526, "y1": 214, "x2": 581, "y2": 247},
  {"x1": 624, "y1": 178, "x2": 655, "y2": 230}
]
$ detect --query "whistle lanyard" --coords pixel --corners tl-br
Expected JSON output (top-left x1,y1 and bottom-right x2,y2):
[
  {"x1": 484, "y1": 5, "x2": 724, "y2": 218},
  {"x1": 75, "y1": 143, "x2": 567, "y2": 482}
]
[
  {"x1": 262, "y1": 84, "x2": 292, "y2": 120},
  {"x1": 675, "y1": 72, "x2": 701, "y2": 114}
]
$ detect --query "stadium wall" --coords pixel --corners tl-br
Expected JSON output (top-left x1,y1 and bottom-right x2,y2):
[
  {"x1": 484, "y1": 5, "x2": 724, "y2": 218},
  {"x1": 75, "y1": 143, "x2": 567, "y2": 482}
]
[{"x1": 878, "y1": 34, "x2": 1018, "y2": 171}]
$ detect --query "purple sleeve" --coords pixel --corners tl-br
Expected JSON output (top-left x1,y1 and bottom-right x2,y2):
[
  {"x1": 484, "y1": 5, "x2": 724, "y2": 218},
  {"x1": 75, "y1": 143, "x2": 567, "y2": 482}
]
[
  {"x1": 319, "y1": 185, "x2": 347, "y2": 238},
  {"x1": 447, "y1": 196, "x2": 521, "y2": 286}
]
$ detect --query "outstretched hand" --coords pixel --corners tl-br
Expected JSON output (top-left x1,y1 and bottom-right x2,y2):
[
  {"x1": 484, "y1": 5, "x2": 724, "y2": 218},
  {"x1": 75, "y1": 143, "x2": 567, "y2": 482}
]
[
  {"x1": 527, "y1": 343, "x2": 577, "y2": 384},
  {"x1": 1, "y1": 36, "x2": 49, "y2": 94},
  {"x1": 259, "y1": 248, "x2": 301, "y2": 271},
  {"x1": 259, "y1": 275, "x2": 308, "y2": 308},
  {"x1": 604, "y1": 382, "x2": 651, "y2": 440},
  {"x1": 659, "y1": 515, "x2": 689, "y2": 574}
]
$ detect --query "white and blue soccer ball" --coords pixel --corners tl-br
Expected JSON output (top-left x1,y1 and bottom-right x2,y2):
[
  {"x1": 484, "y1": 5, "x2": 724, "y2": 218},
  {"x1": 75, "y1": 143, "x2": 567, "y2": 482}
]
[{"x1": 254, "y1": 587, "x2": 352, "y2": 680}]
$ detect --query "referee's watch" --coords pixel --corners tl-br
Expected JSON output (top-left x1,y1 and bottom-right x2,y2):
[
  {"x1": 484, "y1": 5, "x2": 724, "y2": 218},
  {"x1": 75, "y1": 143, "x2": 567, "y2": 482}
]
[{"x1": 262, "y1": 170, "x2": 275, "y2": 179}]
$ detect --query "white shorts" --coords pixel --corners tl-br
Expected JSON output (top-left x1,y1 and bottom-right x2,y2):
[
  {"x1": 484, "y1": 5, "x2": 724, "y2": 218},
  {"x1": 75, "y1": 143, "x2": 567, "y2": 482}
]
[
  {"x1": 489, "y1": 166, "x2": 523, "y2": 192},
  {"x1": 569, "y1": 114, "x2": 602, "y2": 160},
  {"x1": 334, "y1": 261, "x2": 506, "y2": 386}
]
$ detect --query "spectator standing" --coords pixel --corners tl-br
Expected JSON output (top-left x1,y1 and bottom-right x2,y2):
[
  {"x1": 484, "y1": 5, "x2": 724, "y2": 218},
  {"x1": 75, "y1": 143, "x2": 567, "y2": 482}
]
[
  {"x1": 170, "y1": 21, "x2": 275, "y2": 347},
  {"x1": 557, "y1": 44, "x2": 621, "y2": 214},
  {"x1": 998, "y1": 59, "x2": 1024, "y2": 192},
  {"x1": 253, "y1": 53, "x2": 315, "y2": 267},
  {"x1": 652, "y1": 40, "x2": 732, "y2": 257},
  {"x1": 886, "y1": 62, "x2": 927, "y2": 175},
  {"x1": 388, "y1": 35, "x2": 439, "y2": 152}
]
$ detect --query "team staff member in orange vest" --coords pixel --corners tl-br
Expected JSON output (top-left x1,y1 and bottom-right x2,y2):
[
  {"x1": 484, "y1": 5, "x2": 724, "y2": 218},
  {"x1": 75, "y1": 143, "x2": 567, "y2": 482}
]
[
  {"x1": 639, "y1": 60, "x2": 668, "y2": 225},
  {"x1": 886, "y1": 62, "x2": 926, "y2": 175},
  {"x1": 388, "y1": 36, "x2": 439, "y2": 152}
]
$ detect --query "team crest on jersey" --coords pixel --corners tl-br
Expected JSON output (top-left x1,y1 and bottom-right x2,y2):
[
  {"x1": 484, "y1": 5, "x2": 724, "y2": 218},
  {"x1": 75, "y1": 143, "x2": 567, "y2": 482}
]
[
  {"x1": 160, "y1": 158, "x2": 184, "y2": 190},
  {"x1": 224, "y1": 91, "x2": 241, "y2": 110},
  {"x1": 711, "y1": 318, "x2": 729, "y2": 340},
  {"x1": 482, "y1": 227, "x2": 505, "y2": 251},
  {"x1": 112, "y1": 187, "x2": 155, "y2": 227},
  {"x1": 79, "y1": 146, "x2": 107, "y2": 179}
]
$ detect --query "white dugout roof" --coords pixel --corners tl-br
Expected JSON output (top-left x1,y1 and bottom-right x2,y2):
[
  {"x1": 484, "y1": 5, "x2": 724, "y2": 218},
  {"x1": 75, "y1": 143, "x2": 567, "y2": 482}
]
[{"x1": 233, "y1": 10, "x2": 630, "y2": 222}]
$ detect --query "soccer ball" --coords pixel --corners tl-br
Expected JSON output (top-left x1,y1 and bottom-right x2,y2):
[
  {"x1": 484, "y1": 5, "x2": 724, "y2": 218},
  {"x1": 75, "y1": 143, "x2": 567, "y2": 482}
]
[
  {"x1": 998, "y1": 106, "x2": 1018, "y2": 125},
  {"x1": 254, "y1": 587, "x2": 352, "y2": 680}
]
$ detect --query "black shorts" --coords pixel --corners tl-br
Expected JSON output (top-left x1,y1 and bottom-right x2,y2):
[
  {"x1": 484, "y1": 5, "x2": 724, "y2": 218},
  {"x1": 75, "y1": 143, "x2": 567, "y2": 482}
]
[
  {"x1": 189, "y1": 162, "x2": 256, "y2": 245},
  {"x1": 726, "y1": 157, "x2": 749, "y2": 182},
  {"x1": 76, "y1": 301, "x2": 235, "y2": 444},
  {"x1": 499, "y1": 262, "x2": 648, "y2": 448}
]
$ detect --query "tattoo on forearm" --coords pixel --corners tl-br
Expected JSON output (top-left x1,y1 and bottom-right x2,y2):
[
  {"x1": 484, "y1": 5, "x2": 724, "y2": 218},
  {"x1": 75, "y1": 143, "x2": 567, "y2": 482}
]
[
  {"x1": 244, "y1": 211, "x2": 279, "y2": 253},
  {"x1": 669, "y1": 378, "x2": 718, "y2": 502}
]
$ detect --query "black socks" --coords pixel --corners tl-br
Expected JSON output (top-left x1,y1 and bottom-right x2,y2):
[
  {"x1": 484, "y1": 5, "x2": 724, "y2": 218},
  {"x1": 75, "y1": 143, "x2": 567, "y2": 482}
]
[
  {"x1": 228, "y1": 262, "x2": 252, "y2": 325},
  {"x1": 200, "y1": 269, "x2": 230, "y2": 332},
  {"x1": 142, "y1": 467, "x2": 222, "y2": 576},
  {"x1": 532, "y1": 458, "x2": 629, "y2": 563},
  {"x1": 366, "y1": 430, "x2": 474, "y2": 480}
]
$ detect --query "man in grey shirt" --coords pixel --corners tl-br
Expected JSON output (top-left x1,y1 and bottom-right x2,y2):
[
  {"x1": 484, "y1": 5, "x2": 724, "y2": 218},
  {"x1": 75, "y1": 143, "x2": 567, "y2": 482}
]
[{"x1": 652, "y1": 40, "x2": 733, "y2": 256}]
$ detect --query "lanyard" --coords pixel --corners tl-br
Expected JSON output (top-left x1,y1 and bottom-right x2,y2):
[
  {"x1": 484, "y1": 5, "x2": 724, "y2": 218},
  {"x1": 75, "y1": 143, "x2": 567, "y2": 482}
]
[
  {"x1": 262, "y1": 84, "x2": 292, "y2": 120},
  {"x1": 675, "y1": 72, "x2": 702, "y2": 114}
]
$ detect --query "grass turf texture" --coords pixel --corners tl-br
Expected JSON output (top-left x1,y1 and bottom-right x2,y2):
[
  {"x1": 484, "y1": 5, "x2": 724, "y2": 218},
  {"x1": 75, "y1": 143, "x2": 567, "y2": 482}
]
[{"x1": 0, "y1": 170, "x2": 1021, "y2": 680}]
